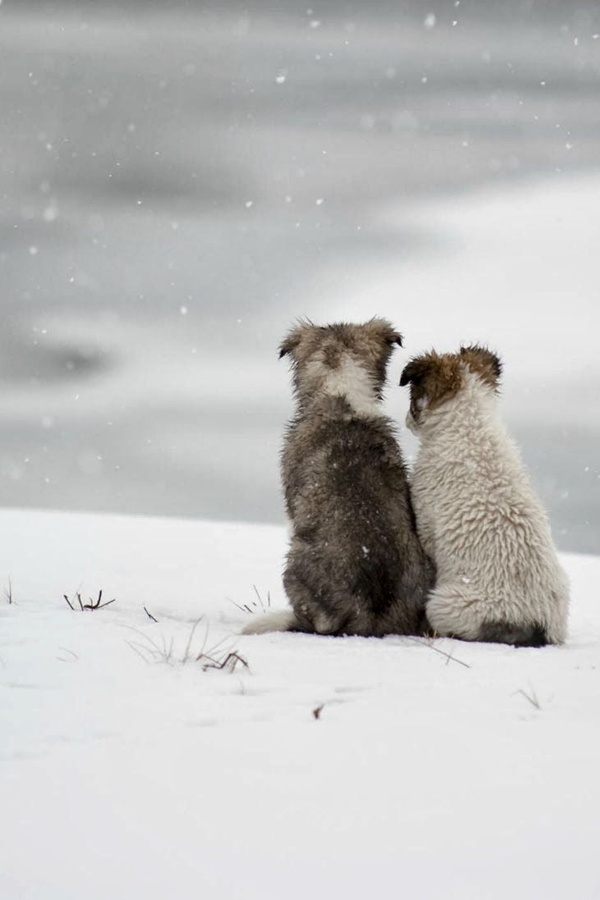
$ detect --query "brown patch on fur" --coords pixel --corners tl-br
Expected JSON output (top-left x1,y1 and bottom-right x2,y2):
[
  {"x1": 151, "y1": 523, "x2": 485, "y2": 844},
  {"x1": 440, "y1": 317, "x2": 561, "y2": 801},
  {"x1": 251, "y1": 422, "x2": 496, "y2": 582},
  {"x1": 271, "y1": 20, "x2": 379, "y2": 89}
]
[
  {"x1": 400, "y1": 345, "x2": 503, "y2": 423},
  {"x1": 400, "y1": 351, "x2": 463, "y2": 422},
  {"x1": 459, "y1": 345, "x2": 502, "y2": 391},
  {"x1": 279, "y1": 318, "x2": 403, "y2": 405}
]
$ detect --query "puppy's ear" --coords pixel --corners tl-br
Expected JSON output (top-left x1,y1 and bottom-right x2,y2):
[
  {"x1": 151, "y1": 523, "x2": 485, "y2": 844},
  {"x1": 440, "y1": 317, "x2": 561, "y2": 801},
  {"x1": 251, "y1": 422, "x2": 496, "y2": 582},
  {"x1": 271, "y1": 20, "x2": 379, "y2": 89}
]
[
  {"x1": 279, "y1": 323, "x2": 308, "y2": 359},
  {"x1": 400, "y1": 359, "x2": 427, "y2": 386},
  {"x1": 366, "y1": 317, "x2": 403, "y2": 348},
  {"x1": 401, "y1": 352, "x2": 462, "y2": 409},
  {"x1": 459, "y1": 345, "x2": 502, "y2": 389}
]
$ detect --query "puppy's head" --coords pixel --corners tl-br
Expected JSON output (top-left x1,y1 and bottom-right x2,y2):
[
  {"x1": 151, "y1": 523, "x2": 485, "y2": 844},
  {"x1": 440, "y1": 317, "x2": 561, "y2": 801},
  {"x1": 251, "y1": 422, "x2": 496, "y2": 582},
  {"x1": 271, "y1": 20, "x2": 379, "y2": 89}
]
[
  {"x1": 279, "y1": 318, "x2": 403, "y2": 406},
  {"x1": 400, "y1": 344, "x2": 501, "y2": 432}
]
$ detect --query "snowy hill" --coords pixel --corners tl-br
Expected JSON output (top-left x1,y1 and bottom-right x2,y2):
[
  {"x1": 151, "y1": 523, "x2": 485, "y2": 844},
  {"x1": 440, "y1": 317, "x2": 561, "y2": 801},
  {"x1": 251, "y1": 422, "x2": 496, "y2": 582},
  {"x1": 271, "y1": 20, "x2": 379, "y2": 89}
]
[{"x1": 1, "y1": 508, "x2": 599, "y2": 899}]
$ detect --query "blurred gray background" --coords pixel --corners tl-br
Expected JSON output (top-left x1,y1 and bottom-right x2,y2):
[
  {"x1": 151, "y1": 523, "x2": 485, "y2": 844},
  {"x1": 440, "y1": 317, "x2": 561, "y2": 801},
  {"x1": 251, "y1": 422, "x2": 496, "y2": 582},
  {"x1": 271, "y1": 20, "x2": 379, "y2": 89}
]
[{"x1": 1, "y1": 0, "x2": 599, "y2": 551}]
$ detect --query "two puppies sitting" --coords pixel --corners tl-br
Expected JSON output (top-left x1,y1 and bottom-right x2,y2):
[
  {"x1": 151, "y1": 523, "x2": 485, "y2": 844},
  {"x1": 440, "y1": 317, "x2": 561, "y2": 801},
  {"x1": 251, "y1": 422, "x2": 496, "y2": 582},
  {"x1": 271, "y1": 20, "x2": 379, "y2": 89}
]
[{"x1": 244, "y1": 319, "x2": 570, "y2": 646}]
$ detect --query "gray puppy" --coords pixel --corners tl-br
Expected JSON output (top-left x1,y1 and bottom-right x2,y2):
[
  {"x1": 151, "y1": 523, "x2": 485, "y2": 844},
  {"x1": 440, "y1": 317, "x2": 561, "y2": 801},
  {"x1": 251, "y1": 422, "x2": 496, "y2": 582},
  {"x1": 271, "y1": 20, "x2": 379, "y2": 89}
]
[{"x1": 243, "y1": 318, "x2": 434, "y2": 637}]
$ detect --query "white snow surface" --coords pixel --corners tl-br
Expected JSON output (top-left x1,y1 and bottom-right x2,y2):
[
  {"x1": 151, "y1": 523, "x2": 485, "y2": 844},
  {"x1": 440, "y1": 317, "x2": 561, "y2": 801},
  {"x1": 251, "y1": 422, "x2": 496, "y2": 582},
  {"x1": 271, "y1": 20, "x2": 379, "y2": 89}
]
[{"x1": 1, "y1": 508, "x2": 599, "y2": 899}]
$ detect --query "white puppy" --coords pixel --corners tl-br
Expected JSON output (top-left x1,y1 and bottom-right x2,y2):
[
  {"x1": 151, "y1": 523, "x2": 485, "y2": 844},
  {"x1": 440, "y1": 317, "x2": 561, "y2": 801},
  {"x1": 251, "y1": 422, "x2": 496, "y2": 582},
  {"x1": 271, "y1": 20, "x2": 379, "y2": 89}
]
[{"x1": 400, "y1": 346, "x2": 569, "y2": 646}]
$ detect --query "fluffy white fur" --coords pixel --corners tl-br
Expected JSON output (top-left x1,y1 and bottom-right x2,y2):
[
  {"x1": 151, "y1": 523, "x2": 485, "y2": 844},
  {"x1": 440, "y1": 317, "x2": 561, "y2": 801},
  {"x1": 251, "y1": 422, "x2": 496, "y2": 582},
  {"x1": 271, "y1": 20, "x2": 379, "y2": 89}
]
[
  {"x1": 241, "y1": 609, "x2": 296, "y2": 635},
  {"x1": 409, "y1": 370, "x2": 569, "y2": 643}
]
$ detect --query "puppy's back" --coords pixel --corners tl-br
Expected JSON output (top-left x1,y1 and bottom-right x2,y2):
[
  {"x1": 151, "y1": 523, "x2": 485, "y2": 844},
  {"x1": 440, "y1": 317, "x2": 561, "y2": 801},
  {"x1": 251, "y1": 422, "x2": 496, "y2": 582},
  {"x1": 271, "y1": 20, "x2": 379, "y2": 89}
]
[{"x1": 283, "y1": 395, "x2": 432, "y2": 635}]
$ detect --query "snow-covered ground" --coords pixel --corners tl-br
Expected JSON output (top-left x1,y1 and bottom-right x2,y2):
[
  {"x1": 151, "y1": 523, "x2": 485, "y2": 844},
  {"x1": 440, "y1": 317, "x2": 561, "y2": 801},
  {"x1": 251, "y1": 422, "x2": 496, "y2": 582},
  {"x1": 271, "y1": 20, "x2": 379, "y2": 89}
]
[{"x1": 2, "y1": 508, "x2": 599, "y2": 899}]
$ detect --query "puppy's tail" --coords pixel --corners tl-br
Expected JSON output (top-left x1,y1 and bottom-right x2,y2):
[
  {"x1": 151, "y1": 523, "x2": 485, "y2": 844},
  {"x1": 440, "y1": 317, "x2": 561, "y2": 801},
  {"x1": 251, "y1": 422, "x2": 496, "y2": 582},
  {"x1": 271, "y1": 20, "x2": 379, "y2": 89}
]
[{"x1": 241, "y1": 609, "x2": 297, "y2": 635}]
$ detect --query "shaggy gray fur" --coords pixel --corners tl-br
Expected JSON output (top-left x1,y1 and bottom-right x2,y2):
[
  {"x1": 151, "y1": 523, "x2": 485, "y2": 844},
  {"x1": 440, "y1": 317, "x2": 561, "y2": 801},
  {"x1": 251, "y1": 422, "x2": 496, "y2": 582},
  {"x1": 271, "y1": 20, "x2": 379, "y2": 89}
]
[{"x1": 265, "y1": 319, "x2": 434, "y2": 637}]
